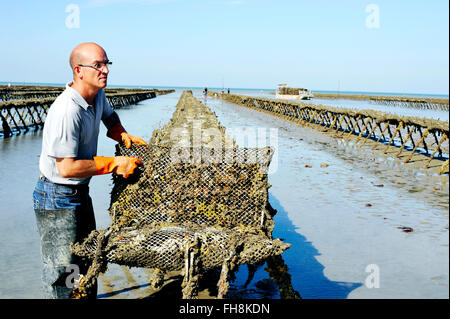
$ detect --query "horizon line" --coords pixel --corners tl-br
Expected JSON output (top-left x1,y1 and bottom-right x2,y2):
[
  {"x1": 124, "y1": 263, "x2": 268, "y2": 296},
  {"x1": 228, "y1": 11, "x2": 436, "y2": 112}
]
[{"x1": 0, "y1": 81, "x2": 448, "y2": 98}]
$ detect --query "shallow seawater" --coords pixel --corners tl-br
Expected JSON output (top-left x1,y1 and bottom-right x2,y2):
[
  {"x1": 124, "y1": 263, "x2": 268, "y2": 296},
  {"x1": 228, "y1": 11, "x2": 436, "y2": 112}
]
[{"x1": 0, "y1": 89, "x2": 448, "y2": 299}]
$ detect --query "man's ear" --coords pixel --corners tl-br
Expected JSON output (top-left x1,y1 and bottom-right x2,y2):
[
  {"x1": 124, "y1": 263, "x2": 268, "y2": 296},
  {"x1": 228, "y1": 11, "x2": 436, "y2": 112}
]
[{"x1": 73, "y1": 65, "x2": 83, "y2": 80}]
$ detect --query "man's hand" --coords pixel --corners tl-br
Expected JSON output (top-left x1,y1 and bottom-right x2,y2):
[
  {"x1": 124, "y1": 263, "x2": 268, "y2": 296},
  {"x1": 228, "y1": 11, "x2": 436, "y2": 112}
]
[
  {"x1": 106, "y1": 122, "x2": 148, "y2": 149},
  {"x1": 112, "y1": 156, "x2": 143, "y2": 178},
  {"x1": 93, "y1": 156, "x2": 143, "y2": 178},
  {"x1": 120, "y1": 132, "x2": 148, "y2": 149}
]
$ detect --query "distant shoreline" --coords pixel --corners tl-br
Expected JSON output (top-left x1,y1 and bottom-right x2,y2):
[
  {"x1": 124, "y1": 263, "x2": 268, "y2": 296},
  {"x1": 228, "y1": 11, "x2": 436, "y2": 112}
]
[
  {"x1": 0, "y1": 81, "x2": 448, "y2": 99},
  {"x1": 267, "y1": 91, "x2": 448, "y2": 107}
]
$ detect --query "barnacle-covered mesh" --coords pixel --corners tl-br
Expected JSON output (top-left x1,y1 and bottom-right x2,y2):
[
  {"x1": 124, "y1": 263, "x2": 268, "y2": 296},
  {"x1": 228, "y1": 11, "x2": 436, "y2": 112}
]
[
  {"x1": 109, "y1": 145, "x2": 275, "y2": 233},
  {"x1": 73, "y1": 226, "x2": 289, "y2": 272},
  {"x1": 71, "y1": 91, "x2": 290, "y2": 297}
]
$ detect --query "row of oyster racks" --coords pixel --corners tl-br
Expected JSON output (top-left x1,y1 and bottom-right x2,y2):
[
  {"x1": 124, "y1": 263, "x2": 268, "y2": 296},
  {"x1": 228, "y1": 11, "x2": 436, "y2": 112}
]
[{"x1": 275, "y1": 83, "x2": 314, "y2": 100}]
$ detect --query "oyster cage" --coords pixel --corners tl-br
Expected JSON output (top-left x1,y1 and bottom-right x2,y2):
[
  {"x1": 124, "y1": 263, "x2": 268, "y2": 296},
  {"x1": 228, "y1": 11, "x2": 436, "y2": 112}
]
[
  {"x1": 70, "y1": 91, "x2": 291, "y2": 299},
  {"x1": 109, "y1": 144, "x2": 276, "y2": 232}
]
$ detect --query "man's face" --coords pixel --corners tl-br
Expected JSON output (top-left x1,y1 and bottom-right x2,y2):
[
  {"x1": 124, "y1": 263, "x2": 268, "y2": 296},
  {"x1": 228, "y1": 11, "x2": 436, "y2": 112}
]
[{"x1": 78, "y1": 47, "x2": 109, "y2": 90}]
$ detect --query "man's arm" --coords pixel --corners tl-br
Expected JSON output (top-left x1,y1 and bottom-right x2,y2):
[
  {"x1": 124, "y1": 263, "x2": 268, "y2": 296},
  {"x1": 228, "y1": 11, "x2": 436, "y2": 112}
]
[
  {"x1": 56, "y1": 158, "x2": 97, "y2": 178},
  {"x1": 56, "y1": 156, "x2": 142, "y2": 179},
  {"x1": 103, "y1": 111, "x2": 148, "y2": 148},
  {"x1": 55, "y1": 110, "x2": 146, "y2": 179}
]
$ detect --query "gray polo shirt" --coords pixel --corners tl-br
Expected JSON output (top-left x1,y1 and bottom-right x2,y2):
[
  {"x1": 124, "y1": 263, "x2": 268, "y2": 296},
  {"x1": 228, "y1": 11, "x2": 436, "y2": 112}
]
[{"x1": 39, "y1": 82, "x2": 114, "y2": 185}]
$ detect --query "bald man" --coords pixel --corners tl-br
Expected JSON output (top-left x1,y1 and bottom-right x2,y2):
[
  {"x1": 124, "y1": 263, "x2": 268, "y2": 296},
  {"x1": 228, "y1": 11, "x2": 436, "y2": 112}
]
[{"x1": 33, "y1": 42, "x2": 147, "y2": 299}]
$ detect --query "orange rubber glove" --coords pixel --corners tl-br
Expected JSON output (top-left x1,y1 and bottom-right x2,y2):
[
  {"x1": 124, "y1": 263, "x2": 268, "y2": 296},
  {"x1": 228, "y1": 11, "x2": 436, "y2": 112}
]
[
  {"x1": 120, "y1": 132, "x2": 148, "y2": 149},
  {"x1": 107, "y1": 123, "x2": 148, "y2": 149},
  {"x1": 93, "y1": 156, "x2": 143, "y2": 178}
]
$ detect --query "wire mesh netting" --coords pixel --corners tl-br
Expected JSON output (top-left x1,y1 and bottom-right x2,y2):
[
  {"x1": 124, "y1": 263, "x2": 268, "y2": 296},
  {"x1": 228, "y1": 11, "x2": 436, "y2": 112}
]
[{"x1": 109, "y1": 144, "x2": 276, "y2": 232}]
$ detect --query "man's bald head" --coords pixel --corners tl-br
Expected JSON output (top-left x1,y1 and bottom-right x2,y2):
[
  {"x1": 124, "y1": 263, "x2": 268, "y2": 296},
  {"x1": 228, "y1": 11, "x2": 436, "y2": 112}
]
[
  {"x1": 69, "y1": 42, "x2": 107, "y2": 71},
  {"x1": 69, "y1": 42, "x2": 110, "y2": 92}
]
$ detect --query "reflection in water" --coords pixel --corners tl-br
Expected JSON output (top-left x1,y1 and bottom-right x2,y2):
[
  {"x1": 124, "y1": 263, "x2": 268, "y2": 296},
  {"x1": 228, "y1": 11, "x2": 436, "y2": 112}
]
[
  {"x1": 224, "y1": 195, "x2": 362, "y2": 299},
  {"x1": 268, "y1": 195, "x2": 362, "y2": 299},
  {"x1": 265, "y1": 255, "x2": 301, "y2": 299}
]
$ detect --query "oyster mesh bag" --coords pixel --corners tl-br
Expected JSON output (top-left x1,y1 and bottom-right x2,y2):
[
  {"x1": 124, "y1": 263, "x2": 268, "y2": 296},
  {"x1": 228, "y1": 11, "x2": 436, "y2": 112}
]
[{"x1": 71, "y1": 91, "x2": 290, "y2": 298}]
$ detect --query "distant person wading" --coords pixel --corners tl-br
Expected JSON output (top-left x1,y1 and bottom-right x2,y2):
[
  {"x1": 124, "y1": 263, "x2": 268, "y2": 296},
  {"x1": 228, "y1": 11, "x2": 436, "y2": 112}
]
[{"x1": 32, "y1": 42, "x2": 147, "y2": 299}]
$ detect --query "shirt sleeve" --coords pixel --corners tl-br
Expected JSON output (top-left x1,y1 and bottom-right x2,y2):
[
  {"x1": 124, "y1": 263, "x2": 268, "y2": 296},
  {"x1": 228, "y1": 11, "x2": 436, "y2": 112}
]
[
  {"x1": 100, "y1": 89, "x2": 114, "y2": 123},
  {"x1": 45, "y1": 108, "x2": 81, "y2": 158}
]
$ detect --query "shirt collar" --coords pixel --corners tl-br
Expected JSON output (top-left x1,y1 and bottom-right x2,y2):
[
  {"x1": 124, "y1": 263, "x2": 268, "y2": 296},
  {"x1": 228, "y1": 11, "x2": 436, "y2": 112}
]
[{"x1": 66, "y1": 82, "x2": 93, "y2": 110}]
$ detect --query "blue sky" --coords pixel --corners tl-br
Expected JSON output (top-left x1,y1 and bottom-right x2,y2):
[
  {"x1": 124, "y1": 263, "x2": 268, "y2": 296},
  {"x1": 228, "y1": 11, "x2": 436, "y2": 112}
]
[{"x1": 0, "y1": 0, "x2": 448, "y2": 94}]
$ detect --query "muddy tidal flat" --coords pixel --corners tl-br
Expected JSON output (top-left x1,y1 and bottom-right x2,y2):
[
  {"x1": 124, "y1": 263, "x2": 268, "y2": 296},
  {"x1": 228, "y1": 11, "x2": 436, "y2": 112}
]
[{"x1": 0, "y1": 89, "x2": 447, "y2": 299}]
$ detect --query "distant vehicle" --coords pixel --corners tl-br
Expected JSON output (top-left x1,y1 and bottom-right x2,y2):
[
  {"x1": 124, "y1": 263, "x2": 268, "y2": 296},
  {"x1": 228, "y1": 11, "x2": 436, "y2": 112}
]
[{"x1": 275, "y1": 83, "x2": 313, "y2": 100}]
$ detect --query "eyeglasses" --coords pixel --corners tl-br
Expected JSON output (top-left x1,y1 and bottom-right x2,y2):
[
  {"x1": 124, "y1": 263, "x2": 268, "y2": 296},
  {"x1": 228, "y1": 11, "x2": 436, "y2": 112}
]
[{"x1": 77, "y1": 61, "x2": 112, "y2": 70}]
